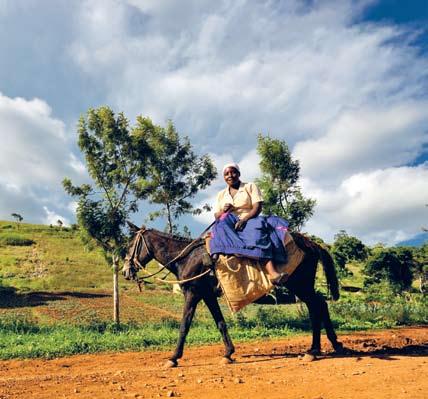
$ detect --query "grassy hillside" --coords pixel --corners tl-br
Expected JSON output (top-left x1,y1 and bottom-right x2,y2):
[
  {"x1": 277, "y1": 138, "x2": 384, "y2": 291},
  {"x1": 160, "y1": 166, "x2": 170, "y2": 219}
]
[
  {"x1": 0, "y1": 220, "x2": 426, "y2": 360},
  {"x1": 0, "y1": 221, "x2": 110, "y2": 291}
]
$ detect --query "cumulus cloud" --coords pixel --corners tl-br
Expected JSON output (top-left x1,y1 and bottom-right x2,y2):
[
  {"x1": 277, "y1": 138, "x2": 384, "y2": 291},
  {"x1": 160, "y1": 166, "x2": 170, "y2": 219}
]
[
  {"x1": 303, "y1": 164, "x2": 428, "y2": 245},
  {"x1": 67, "y1": 0, "x2": 428, "y2": 243},
  {"x1": 0, "y1": 93, "x2": 84, "y2": 224},
  {"x1": 0, "y1": 0, "x2": 427, "y2": 244},
  {"x1": 68, "y1": 1, "x2": 427, "y2": 148},
  {"x1": 294, "y1": 102, "x2": 428, "y2": 183},
  {"x1": 43, "y1": 206, "x2": 71, "y2": 227}
]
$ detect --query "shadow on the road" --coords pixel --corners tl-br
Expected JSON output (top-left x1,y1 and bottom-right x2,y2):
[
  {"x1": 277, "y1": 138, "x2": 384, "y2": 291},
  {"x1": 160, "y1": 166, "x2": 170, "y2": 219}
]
[
  {"x1": 238, "y1": 343, "x2": 428, "y2": 364},
  {"x1": 0, "y1": 287, "x2": 110, "y2": 308}
]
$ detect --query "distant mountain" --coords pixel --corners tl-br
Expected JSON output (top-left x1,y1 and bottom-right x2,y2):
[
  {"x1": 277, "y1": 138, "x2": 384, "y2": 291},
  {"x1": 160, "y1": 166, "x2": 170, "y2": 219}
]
[{"x1": 396, "y1": 232, "x2": 428, "y2": 247}]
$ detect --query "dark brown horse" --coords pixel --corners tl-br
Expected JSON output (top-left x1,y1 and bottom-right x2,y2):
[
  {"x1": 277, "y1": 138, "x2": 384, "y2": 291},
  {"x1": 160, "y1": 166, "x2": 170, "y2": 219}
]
[{"x1": 122, "y1": 222, "x2": 343, "y2": 367}]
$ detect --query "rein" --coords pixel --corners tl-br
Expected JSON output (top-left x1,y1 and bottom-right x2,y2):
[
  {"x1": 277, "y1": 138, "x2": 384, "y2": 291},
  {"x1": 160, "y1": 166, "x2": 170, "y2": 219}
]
[
  {"x1": 129, "y1": 221, "x2": 215, "y2": 289},
  {"x1": 139, "y1": 267, "x2": 211, "y2": 285}
]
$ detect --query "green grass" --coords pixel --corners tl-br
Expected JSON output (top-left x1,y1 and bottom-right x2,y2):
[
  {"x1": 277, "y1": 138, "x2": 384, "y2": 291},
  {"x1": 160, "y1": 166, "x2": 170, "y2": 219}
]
[
  {"x1": 0, "y1": 219, "x2": 427, "y2": 360},
  {"x1": 0, "y1": 314, "x2": 300, "y2": 360},
  {"x1": 0, "y1": 292, "x2": 426, "y2": 360},
  {"x1": 0, "y1": 221, "x2": 111, "y2": 291}
]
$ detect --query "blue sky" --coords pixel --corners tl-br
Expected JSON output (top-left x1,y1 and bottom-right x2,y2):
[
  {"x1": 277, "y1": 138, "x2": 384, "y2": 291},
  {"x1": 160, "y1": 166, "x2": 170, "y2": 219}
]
[
  {"x1": 0, "y1": 0, "x2": 427, "y2": 245},
  {"x1": 363, "y1": 0, "x2": 428, "y2": 25}
]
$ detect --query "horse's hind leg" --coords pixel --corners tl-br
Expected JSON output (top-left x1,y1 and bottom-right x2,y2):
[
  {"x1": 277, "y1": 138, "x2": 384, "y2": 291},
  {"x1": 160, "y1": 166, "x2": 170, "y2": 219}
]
[
  {"x1": 288, "y1": 287, "x2": 322, "y2": 356},
  {"x1": 203, "y1": 293, "x2": 235, "y2": 363},
  {"x1": 299, "y1": 291, "x2": 343, "y2": 355},
  {"x1": 319, "y1": 294, "x2": 343, "y2": 352},
  {"x1": 166, "y1": 289, "x2": 201, "y2": 368}
]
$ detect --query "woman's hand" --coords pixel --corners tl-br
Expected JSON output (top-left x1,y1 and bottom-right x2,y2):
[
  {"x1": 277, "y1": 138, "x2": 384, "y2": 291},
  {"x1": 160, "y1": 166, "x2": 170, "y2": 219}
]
[
  {"x1": 234, "y1": 218, "x2": 247, "y2": 231},
  {"x1": 223, "y1": 203, "x2": 233, "y2": 212},
  {"x1": 214, "y1": 203, "x2": 234, "y2": 219}
]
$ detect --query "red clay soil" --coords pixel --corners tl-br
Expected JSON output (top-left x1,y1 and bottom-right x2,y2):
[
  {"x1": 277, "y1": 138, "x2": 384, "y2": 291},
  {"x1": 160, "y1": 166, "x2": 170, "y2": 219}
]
[{"x1": 0, "y1": 327, "x2": 427, "y2": 399}]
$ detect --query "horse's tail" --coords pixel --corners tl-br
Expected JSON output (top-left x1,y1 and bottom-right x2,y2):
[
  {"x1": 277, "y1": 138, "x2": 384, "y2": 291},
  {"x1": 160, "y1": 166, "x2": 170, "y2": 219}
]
[
  {"x1": 318, "y1": 246, "x2": 340, "y2": 301},
  {"x1": 291, "y1": 232, "x2": 340, "y2": 301}
]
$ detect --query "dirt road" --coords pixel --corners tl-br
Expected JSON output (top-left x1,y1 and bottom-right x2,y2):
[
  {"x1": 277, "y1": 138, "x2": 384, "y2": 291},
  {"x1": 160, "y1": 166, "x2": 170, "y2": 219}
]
[{"x1": 0, "y1": 327, "x2": 427, "y2": 399}]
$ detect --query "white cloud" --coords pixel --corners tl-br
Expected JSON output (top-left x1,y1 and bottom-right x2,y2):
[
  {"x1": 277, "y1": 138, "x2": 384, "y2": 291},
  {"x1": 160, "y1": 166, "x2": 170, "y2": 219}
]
[
  {"x1": 0, "y1": 93, "x2": 84, "y2": 224},
  {"x1": 0, "y1": 93, "x2": 76, "y2": 186},
  {"x1": 1, "y1": 0, "x2": 427, "y2": 245},
  {"x1": 294, "y1": 102, "x2": 428, "y2": 183},
  {"x1": 303, "y1": 164, "x2": 428, "y2": 245},
  {"x1": 67, "y1": 0, "x2": 428, "y2": 153},
  {"x1": 43, "y1": 206, "x2": 71, "y2": 227},
  {"x1": 67, "y1": 201, "x2": 78, "y2": 214}
]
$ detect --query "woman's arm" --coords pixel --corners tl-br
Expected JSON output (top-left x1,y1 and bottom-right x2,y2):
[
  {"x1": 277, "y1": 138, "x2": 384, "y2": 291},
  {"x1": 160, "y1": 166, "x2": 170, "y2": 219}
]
[
  {"x1": 214, "y1": 203, "x2": 234, "y2": 220},
  {"x1": 235, "y1": 201, "x2": 262, "y2": 230}
]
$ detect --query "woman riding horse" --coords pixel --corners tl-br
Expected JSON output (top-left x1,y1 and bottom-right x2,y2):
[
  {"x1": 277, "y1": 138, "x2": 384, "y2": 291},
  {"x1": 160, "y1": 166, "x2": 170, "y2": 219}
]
[
  {"x1": 210, "y1": 162, "x2": 289, "y2": 285},
  {"x1": 122, "y1": 163, "x2": 343, "y2": 367}
]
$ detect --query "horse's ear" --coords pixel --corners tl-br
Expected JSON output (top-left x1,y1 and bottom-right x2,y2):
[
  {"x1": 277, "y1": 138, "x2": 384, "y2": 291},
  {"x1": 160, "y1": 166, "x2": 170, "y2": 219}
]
[{"x1": 127, "y1": 221, "x2": 139, "y2": 232}]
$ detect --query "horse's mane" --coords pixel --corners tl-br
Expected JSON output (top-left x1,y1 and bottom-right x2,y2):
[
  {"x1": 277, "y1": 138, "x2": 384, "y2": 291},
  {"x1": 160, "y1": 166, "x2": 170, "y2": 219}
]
[
  {"x1": 148, "y1": 228, "x2": 205, "y2": 261},
  {"x1": 150, "y1": 229, "x2": 193, "y2": 243},
  {"x1": 291, "y1": 232, "x2": 320, "y2": 253}
]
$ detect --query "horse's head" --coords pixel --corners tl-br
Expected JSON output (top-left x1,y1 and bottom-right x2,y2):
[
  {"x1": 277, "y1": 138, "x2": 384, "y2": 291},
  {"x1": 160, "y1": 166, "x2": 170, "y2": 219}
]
[{"x1": 122, "y1": 221, "x2": 153, "y2": 281}]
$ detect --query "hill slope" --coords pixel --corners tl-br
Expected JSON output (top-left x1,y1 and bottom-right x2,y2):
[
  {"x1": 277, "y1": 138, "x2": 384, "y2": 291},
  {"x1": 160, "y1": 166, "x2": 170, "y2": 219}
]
[{"x1": 0, "y1": 220, "x2": 112, "y2": 291}]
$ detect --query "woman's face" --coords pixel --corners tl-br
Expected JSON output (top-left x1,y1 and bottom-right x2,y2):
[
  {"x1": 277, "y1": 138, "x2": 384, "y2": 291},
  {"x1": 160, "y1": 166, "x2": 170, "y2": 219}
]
[{"x1": 223, "y1": 167, "x2": 240, "y2": 187}]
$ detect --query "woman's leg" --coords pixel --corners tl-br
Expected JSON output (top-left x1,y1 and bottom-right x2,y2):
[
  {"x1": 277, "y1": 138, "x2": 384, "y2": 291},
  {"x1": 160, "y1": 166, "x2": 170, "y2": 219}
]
[
  {"x1": 265, "y1": 260, "x2": 281, "y2": 278},
  {"x1": 265, "y1": 260, "x2": 287, "y2": 285}
]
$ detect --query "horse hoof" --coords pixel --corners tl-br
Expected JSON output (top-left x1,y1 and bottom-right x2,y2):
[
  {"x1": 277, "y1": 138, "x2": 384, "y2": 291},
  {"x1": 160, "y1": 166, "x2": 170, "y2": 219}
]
[
  {"x1": 333, "y1": 342, "x2": 344, "y2": 354},
  {"x1": 164, "y1": 360, "x2": 178, "y2": 368},
  {"x1": 220, "y1": 357, "x2": 234, "y2": 365},
  {"x1": 301, "y1": 353, "x2": 317, "y2": 362},
  {"x1": 334, "y1": 345, "x2": 350, "y2": 356}
]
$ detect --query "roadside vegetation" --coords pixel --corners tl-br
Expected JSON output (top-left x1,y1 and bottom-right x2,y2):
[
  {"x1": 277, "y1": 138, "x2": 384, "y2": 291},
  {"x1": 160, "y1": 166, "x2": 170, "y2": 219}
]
[{"x1": 0, "y1": 220, "x2": 426, "y2": 360}]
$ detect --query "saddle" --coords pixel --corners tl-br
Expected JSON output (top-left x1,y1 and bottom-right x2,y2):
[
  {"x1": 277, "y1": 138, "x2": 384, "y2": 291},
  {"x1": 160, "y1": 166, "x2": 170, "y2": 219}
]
[{"x1": 205, "y1": 232, "x2": 304, "y2": 312}]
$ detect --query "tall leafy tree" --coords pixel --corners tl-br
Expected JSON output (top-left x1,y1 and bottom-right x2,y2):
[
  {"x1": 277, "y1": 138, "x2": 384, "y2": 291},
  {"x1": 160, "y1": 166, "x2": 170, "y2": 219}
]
[
  {"x1": 331, "y1": 230, "x2": 369, "y2": 275},
  {"x1": 363, "y1": 247, "x2": 414, "y2": 292},
  {"x1": 412, "y1": 243, "x2": 428, "y2": 293},
  {"x1": 256, "y1": 134, "x2": 315, "y2": 231},
  {"x1": 63, "y1": 107, "x2": 151, "y2": 324},
  {"x1": 134, "y1": 118, "x2": 216, "y2": 233}
]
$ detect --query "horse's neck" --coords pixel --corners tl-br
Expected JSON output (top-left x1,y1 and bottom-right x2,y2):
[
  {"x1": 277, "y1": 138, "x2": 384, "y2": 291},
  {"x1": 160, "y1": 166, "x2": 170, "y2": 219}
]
[{"x1": 151, "y1": 233, "x2": 190, "y2": 268}]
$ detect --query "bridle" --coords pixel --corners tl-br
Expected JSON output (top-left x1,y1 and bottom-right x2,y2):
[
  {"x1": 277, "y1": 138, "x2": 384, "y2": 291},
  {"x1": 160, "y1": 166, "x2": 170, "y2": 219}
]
[
  {"x1": 126, "y1": 228, "x2": 150, "y2": 270},
  {"x1": 125, "y1": 227, "x2": 166, "y2": 278}
]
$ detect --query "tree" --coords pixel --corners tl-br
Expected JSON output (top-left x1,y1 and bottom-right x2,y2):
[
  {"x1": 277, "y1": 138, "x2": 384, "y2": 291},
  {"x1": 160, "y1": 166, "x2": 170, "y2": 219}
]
[
  {"x1": 363, "y1": 247, "x2": 413, "y2": 292},
  {"x1": 331, "y1": 230, "x2": 368, "y2": 275},
  {"x1": 255, "y1": 134, "x2": 316, "y2": 231},
  {"x1": 63, "y1": 106, "x2": 151, "y2": 324},
  {"x1": 422, "y1": 203, "x2": 427, "y2": 232},
  {"x1": 134, "y1": 118, "x2": 216, "y2": 234},
  {"x1": 11, "y1": 213, "x2": 23, "y2": 229},
  {"x1": 57, "y1": 219, "x2": 63, "y2": 230},
  {"x1": 406, "y1": 243, "x2": 427, "y2": 293}
]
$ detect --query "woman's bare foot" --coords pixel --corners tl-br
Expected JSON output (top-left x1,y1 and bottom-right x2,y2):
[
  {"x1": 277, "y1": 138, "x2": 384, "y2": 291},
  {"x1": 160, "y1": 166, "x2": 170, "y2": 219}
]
[
  {"x1": 263, "y1": 260, "x2": 288, "y2": 285},
  {"x1": 269, "y1": 273, "x2": 289, "y2": 286}
]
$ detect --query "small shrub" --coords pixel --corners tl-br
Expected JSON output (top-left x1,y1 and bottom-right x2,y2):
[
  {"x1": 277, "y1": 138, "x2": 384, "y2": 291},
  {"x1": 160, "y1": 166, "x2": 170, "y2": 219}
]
[{"x1": 0, "y1": 234, "x2": 35, "y2": 246}]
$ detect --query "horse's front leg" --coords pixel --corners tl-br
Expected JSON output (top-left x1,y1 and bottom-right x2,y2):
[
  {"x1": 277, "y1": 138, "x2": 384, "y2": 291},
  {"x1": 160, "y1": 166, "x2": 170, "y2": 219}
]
[
  {"x1": 165, "y1": 289, "x2": 201, "y2": 368},
  {"x1": 203, "y1": 293, "x2": 235, "y2": 364}
]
